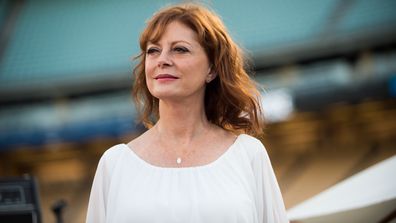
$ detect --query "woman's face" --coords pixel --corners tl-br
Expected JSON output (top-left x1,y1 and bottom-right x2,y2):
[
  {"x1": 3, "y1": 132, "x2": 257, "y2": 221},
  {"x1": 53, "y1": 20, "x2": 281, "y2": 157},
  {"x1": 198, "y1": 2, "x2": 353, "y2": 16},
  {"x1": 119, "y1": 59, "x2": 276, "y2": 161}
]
[{"x1": 145, "y1": 21, "x2": 212, "y2": 102}]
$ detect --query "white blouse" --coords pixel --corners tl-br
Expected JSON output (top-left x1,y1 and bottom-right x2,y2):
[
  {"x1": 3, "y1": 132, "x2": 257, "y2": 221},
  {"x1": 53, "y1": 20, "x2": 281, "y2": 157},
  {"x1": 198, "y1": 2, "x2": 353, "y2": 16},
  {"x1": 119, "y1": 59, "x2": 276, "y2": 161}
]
[{"x1": 86, "y1": 134, "x2": 289, "y2": 223}]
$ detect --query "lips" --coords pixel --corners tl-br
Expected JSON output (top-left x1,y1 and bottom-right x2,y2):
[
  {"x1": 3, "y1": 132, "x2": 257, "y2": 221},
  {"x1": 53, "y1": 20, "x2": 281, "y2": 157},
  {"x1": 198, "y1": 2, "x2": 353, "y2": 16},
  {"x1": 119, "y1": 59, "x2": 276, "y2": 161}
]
[{"x1": 154, "y1": 74, "x2": 179, "y2": 80}]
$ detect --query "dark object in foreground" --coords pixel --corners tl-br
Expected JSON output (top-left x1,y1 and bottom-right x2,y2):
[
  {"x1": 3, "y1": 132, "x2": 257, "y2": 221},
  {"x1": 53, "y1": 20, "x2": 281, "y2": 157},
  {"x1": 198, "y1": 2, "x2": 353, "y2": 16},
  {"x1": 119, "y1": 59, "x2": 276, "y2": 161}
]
[{"x1": 0, "y1": 175, "x2": 41, "y2": 223}]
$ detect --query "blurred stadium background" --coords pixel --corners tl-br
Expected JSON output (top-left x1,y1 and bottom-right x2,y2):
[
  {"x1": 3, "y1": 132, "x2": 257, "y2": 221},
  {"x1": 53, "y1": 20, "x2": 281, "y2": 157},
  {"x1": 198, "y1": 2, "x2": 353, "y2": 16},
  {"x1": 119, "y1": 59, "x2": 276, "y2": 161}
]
[{"x1": 0, "y1": 0, "x2": 395, "y2": 222}]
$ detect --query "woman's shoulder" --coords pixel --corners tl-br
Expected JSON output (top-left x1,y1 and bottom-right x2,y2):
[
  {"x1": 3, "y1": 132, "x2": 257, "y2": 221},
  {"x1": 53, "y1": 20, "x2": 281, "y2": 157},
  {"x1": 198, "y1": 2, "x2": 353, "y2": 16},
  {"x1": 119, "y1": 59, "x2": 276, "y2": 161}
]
[
  {"x1": 93, "y1": 144, "x2": 129, "y2": 176},
  {"x1": 238, "y1": 133, "x2": 262, "y2": 143},
  {"x1": 100, "y1": 144, "x2": 128, "y2": 163},
  {"x1": 237, "y1": 134, "x2": 264, "y2": 147},
  {"x1": 236, "y1": 133, "x2": 267, "y2": 156},
  {"x1": 104, "y1": 143, "x2": 127, "y2": 155}
]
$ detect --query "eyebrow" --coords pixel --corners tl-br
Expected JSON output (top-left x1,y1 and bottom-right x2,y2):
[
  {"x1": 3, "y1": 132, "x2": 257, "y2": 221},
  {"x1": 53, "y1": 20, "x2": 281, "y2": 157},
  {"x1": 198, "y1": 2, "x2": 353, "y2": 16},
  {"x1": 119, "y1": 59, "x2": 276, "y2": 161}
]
[{"x1": 147, "y1": 40, "x2": 193, "y2": 47}]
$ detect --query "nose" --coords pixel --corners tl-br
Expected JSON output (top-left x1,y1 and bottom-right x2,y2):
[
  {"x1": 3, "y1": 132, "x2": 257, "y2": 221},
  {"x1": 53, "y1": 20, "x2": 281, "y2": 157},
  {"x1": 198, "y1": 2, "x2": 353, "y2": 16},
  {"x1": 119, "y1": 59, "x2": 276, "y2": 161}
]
[{"x1": 157, "y1": 51, "x2": 173, "y2": 68}]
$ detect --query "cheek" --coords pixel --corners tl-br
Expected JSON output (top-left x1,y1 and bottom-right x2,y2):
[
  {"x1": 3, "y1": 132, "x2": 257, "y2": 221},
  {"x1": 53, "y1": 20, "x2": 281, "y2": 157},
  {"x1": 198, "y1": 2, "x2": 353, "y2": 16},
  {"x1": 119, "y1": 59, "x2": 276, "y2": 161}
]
[
  {"x1": 186, "y1": 59, "x2": 210, "y2": 81},
  {"x1": 145, "y1": 59, "x2": 154, "y2": 76},
  {"x1": 144, "y1": 61, "x2": 154, "y2": 91},
  {"x1": 144, "y1": 62, "x2": 156, "y2": 84},
  {"x1": 144, "y1": 72, "x2": 153, "y2": 91}
]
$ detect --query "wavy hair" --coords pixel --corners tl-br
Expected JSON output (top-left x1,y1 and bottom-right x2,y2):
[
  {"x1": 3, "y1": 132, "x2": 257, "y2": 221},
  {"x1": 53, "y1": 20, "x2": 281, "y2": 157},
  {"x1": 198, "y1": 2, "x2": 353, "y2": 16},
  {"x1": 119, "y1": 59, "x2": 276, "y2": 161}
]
[{"x1": 132, "y1": 3, "x2": 264, "y2": 136}]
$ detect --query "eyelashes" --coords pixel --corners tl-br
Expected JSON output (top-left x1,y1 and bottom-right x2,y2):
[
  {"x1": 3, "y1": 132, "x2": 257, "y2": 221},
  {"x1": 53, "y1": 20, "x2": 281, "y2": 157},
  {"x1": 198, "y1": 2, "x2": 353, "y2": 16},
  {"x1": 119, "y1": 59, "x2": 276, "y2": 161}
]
[
  {"x1": 146, "y1": 46, "x2": 190, "y2": 55},
  {"x1": 146, "y1": 47, "x2": 160, "y2": 55},
  {"x1": 173, "y1": 46, "x2": 189, "y2": 53}
]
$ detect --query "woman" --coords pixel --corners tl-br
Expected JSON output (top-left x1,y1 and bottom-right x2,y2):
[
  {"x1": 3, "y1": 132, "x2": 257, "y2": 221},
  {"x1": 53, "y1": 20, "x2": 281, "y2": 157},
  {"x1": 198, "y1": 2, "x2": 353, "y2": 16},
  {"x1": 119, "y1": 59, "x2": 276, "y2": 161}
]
[{"x1": 86, "y1": 3, "x2": 288, "y2": 223}]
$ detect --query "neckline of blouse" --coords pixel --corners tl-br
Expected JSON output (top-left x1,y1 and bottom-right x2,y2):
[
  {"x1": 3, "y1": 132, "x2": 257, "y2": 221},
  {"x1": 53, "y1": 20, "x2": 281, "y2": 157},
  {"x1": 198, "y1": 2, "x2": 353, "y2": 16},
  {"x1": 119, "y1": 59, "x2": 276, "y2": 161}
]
[{"x1": 123, "y1": 134, "x2": 244, "y2": 171}]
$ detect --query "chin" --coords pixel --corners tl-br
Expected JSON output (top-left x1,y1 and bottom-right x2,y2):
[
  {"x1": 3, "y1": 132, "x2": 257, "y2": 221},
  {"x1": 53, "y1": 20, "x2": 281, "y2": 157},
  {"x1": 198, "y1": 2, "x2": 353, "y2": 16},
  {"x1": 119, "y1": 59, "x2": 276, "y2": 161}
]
[{"x1": 151, "y1": 91, "x2": 181, "y2": 100}]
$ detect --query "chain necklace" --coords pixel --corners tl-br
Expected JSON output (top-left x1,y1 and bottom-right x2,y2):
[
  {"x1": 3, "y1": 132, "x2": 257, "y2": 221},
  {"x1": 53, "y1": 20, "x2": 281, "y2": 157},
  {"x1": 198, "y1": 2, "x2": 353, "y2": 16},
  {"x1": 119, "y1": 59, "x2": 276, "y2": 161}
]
[
  {"x1": 154, "y1": 124, "x2": 208, "y2": 165},
  {"x1": 175, "y1": 150, "x2": 193, "y2": 165}
]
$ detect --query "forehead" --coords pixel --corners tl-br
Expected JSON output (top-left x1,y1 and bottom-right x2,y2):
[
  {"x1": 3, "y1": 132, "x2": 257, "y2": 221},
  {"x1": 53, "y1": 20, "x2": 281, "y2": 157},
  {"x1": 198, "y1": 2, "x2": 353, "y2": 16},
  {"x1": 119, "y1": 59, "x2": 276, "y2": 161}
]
[{"x1": 148, "y1": 21, "x2": 199, "y2": 44}]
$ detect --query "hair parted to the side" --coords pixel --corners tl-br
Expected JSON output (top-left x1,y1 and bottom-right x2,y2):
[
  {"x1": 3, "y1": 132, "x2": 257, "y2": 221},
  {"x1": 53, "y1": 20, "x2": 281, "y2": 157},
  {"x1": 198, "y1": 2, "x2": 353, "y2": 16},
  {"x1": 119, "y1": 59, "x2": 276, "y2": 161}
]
[{"x1": 132, "y1": 3, "x2": 264, "y2": 136}]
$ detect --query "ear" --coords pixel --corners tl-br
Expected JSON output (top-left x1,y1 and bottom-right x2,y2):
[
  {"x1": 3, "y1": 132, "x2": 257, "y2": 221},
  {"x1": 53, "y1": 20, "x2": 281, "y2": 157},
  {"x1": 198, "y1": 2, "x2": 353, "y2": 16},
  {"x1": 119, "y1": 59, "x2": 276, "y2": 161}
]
[{"x1": 206, "y1": 66, "x2": 216, "y2": 83}]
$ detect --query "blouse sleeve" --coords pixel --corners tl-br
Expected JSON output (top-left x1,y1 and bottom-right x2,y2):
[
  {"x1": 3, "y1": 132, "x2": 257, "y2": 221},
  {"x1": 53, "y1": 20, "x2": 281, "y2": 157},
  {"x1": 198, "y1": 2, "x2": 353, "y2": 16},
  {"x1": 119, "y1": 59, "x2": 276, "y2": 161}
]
[
  {"x1": 250, "y1": 140, "x2": 289, "y2": 223},
  {"x1": 86, "y1": 146, "x2": 120, "y2": 223}
]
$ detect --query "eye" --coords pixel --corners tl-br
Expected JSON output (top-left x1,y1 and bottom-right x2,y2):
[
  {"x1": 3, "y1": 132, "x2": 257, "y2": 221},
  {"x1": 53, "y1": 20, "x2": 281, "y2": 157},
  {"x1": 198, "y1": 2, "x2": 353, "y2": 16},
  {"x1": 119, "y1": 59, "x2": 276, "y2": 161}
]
[
  {"x1": 173, "y1": 46, "x2": 189, "y2": 53},
  {"x1": 146, "y1": 47, "x2": 160, "y2": 55}
]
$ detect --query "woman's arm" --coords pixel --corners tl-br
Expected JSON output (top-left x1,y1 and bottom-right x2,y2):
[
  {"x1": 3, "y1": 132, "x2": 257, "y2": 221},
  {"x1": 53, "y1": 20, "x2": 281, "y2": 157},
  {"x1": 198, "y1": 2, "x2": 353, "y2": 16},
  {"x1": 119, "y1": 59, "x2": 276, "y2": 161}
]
[{"x1": 251, "y1": 139, "x2": 289, "y2": 223}]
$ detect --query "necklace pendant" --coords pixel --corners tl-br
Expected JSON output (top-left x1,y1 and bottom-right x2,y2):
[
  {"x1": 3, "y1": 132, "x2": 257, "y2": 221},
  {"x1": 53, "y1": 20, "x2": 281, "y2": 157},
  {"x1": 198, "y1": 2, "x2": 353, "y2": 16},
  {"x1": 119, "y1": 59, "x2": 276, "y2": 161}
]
[{"x1": 176, "y1": 157, "x2": 182, "y2": 164}]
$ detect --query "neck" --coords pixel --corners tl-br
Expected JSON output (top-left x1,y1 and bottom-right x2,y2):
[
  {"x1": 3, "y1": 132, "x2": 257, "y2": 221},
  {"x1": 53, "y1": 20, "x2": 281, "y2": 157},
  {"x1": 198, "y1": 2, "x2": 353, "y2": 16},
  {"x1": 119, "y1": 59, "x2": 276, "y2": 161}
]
[{"x1": 154, "y1": 99, "x2": 211, "y2": 144}]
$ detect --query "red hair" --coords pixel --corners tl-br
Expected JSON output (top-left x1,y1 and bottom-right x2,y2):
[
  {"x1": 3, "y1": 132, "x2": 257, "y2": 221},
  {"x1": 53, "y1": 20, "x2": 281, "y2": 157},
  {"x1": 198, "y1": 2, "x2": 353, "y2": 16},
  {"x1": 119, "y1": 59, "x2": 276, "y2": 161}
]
[{"x1": 132, "y1": 3, "x2": 264, "y2": 136}]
